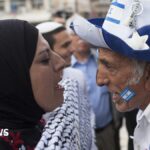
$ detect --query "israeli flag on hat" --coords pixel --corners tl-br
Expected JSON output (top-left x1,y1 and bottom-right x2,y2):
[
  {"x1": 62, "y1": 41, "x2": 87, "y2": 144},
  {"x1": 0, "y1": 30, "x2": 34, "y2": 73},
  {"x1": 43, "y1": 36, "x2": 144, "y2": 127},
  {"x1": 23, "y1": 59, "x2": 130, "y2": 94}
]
[{"x1": 71, "y1": 0, "x2": 150, "y2": 62}]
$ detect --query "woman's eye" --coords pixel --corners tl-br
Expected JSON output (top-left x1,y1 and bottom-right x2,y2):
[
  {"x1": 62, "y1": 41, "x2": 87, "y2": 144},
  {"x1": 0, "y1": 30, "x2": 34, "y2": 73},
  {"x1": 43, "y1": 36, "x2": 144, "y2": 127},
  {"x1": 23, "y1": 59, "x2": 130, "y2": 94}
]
[{"x1": 41, "y1": 58, "x2": 49, "y2": 64}]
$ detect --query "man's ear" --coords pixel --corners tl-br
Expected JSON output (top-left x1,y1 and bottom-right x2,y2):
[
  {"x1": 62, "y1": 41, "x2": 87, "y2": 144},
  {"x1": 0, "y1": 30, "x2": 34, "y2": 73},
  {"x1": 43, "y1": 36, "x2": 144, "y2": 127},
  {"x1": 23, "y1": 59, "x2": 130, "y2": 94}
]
[{"x1": 145, "y1": 64, "x2": 150, "y2": 91}]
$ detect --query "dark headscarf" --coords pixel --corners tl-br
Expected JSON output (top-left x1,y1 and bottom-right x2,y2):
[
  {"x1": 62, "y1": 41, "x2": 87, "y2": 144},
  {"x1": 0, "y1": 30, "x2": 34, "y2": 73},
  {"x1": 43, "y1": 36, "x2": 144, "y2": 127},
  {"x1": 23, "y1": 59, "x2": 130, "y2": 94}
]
[{"x1": 0, "y1": 20, "x2": 44, "y2": 129}]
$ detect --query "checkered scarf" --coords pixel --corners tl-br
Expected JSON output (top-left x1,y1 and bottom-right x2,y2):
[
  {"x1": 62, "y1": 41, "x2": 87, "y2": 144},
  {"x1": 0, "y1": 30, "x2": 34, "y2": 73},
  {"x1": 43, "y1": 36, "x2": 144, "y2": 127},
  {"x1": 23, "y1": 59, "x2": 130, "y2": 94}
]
[{"x1": 35, "y1": 78, "x2": 97, "y2": 150}]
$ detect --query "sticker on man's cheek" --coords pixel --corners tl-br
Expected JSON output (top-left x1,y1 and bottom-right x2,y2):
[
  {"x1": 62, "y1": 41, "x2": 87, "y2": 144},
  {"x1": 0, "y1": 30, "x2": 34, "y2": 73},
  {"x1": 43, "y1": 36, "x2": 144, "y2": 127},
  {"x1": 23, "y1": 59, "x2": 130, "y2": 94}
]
[{"x1": 119, "y1": 87, "x2": 136, "y2": 102}]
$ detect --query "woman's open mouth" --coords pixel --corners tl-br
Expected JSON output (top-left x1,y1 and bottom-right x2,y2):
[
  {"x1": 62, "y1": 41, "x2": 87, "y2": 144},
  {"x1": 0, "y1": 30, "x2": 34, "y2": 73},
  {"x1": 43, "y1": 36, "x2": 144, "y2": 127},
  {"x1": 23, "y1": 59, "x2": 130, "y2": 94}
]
[{"x1": 55, "y1": 84, "x2": 64, "y2": 91}]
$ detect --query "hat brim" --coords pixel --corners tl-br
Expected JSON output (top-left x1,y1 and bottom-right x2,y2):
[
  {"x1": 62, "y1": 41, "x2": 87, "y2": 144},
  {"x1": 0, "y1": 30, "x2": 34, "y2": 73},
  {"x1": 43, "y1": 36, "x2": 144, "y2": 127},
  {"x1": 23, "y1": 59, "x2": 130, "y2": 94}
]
[{"x1": 71, "y1": 16, "x2": 109, "y2": 48}]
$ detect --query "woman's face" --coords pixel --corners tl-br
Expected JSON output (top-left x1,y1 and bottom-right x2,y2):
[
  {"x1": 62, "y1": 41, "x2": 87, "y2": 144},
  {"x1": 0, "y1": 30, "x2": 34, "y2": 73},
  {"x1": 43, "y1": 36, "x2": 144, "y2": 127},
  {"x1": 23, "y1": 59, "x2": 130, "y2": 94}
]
[{"x1": 30, "y1": 33, "x2": 66, "y2": 112}]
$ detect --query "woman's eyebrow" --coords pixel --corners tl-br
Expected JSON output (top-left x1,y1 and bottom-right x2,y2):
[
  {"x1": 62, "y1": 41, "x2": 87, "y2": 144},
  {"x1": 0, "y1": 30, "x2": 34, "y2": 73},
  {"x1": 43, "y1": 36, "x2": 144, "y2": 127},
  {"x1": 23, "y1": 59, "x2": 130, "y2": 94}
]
[{"x1": 38, "y1": 48, "x2": 50, "y2": 56}]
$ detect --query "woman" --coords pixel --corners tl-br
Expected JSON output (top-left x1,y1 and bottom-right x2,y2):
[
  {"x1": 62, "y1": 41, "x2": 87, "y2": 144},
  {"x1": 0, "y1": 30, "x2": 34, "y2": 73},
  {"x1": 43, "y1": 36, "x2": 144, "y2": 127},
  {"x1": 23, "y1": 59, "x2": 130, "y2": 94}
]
[{"x1": 0, "y1": 19, "x2": 65, "y2": 149}]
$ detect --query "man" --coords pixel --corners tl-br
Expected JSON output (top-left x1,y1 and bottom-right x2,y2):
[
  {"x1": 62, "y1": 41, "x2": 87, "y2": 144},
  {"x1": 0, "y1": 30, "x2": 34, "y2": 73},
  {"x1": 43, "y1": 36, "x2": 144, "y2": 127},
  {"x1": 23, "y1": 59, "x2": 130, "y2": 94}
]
[
  {"x1": 36, "y1": 22, "x2": 97, "y2": 150},
  {"x1": 36, "y1": 22, "x2": 72, "y2": 66},
  {"x1": 69, "y1": 13, "x2": 136, "y2": 150},
  {"x1": 67, "y1": 16, "x2": 117, "y2": 150},
  {"x1": 71, "y1": 0, "x2": 150, "y2": 149}
]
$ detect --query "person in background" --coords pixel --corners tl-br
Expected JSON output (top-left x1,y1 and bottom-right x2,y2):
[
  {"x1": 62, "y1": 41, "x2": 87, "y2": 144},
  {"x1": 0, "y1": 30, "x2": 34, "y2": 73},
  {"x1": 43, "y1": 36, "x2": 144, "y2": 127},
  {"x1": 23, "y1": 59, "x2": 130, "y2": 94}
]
[
  {"x1": 0, "y1": 19, "x2": 65, "y2": 149},
  {"x1": 71, "y1": 0, "x2": 150, "y2": 149},
  {"x1": 36, "y1": 21, "x2": 97, "y2": 150}
]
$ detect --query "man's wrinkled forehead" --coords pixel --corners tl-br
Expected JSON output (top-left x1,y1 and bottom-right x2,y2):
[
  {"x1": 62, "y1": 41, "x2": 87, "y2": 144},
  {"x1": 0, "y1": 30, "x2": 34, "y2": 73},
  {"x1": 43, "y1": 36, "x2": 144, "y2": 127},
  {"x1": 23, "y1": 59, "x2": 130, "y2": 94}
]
[
  {"x1": 98, "y1": 47, "x2": 126, "y2": 58},
  {"x1": 98, "y1": 47, "x2": 131, "y2": 66}
]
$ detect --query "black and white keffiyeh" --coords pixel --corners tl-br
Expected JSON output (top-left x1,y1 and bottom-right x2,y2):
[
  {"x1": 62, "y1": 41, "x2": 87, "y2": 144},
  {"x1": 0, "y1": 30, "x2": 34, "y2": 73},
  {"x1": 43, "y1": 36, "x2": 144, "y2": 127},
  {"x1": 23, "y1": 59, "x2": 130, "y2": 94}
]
[{"x1": 35, "y1": 78, "x2": 97, "y2": 150}]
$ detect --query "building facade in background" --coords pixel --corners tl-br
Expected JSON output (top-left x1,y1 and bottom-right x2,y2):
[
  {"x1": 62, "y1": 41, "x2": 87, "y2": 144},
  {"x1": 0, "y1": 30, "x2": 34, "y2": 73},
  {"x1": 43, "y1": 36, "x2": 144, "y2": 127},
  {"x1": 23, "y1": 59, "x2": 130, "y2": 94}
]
[
  {"x1": 91, "y1": 0, "x2": 110, "y2": 17},
  {"x1": 0, "y1": 0, "x2": 51, "y2": 23},
  {"x1": 51, "y1": 0, "x2": 110, "y2": 17},
  {"x1": 0, "y1": 0, "x2": 110, "y2": 23}
]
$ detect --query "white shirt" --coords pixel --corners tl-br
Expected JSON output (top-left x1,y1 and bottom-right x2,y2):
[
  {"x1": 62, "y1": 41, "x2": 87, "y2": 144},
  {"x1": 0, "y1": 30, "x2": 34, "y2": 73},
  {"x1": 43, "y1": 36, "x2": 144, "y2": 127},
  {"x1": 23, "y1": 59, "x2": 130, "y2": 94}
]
[{"x1": 134, "y1": 104, "x2": 150, "y2": 150}]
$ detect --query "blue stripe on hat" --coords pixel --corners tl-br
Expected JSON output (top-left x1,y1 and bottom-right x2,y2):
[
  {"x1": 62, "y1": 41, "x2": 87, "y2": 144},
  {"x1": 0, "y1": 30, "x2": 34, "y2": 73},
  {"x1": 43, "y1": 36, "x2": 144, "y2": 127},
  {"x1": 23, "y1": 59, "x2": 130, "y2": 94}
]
[
  {"x1": 105, "y1": 17, "x2": 120, "y2": 24},
  {"x1": 112, "y1": 2, "x2": 125, "y2": 9}
]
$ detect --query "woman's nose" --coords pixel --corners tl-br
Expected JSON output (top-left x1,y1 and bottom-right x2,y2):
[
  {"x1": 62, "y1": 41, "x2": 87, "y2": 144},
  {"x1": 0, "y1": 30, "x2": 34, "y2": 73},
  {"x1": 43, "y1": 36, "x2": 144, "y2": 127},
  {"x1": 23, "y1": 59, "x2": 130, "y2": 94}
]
[{"x1": 96, "y1": 69, "x2": 109, "y2": 86}]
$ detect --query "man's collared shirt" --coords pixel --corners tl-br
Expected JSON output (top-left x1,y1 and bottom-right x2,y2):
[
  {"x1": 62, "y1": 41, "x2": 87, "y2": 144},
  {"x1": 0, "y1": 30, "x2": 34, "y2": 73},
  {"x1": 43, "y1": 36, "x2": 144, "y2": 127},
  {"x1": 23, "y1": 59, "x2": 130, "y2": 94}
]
[
  {"x1": 71, "y1": 52, "x2": 112, "y2": 128},
  {"x1": 134, "y1": 104, "x2": 150, "y2": 150}
]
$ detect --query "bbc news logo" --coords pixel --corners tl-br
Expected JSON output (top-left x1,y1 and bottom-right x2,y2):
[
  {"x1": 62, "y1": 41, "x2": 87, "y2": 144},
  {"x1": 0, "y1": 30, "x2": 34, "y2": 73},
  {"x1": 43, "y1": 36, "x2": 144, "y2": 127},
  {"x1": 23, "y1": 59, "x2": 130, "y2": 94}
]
[{"x1": 0, "y1": 129, "x2": 9, "y2": 136}]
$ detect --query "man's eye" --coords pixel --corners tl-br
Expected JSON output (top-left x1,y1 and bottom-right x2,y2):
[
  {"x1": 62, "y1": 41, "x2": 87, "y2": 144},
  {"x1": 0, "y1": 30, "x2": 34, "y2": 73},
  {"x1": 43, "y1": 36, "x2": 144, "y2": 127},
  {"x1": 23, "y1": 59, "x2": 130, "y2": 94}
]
[
  {"x1": 62, "y1": 41, "x2": 71, "y2": 48},
  {"x1": 106, "y1": 64, "x2": 112, "y2": 69}
]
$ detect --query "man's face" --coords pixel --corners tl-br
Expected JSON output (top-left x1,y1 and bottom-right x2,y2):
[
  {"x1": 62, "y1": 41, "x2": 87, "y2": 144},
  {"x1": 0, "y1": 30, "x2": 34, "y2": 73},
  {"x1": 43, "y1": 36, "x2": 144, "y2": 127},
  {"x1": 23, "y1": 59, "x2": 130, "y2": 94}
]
[
  {"x1": 53, "y1": 30, "x2": 72, "y2": 66},
  {"x1": 70, "y1": 34, "x2": 90, "y2": 53},
  {"x1": 96, "y1": 48, "x2": 148, "y2": 112}
]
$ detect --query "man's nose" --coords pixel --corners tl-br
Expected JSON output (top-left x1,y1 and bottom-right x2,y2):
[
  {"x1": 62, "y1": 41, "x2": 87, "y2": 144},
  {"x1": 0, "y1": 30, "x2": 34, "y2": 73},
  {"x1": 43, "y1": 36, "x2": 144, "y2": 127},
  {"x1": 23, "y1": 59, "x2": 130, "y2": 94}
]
[
  {"x1": 69, "y1": 44, "x2": 76, "y2": 53},
  {"x1": 53, "y1": 52, "x2": 66, "y2": 71},
  {"x1": 96, "y1": 69, "x2": 109, "y2": 86}
]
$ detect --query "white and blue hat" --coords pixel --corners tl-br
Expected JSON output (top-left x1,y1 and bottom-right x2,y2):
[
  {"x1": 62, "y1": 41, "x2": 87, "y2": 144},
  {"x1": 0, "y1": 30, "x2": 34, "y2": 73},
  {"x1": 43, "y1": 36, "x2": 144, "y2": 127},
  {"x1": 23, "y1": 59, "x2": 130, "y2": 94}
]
[{"x1": 71, "y1": 0, "x2": 150, "y2": 62}]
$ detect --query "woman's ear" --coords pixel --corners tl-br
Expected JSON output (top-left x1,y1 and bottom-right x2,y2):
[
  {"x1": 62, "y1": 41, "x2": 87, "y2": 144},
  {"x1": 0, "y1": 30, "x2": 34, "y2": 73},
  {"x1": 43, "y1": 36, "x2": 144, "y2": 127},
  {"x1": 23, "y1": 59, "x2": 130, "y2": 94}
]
[{"x1": 145, "y1": 64, "x2": 150, "y2": 91}]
